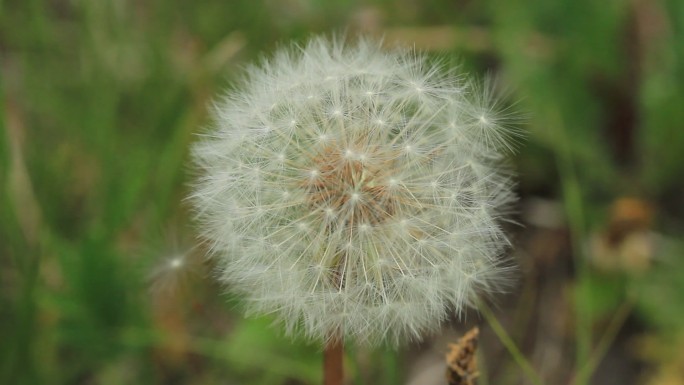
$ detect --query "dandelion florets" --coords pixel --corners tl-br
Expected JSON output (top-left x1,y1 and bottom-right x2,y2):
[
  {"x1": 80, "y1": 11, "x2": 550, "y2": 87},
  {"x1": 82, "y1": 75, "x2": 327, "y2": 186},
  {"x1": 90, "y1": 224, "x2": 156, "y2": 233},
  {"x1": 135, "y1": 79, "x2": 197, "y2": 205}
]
[{"x1": 191, "y1": 36, "x2": 518, "y2": 346}]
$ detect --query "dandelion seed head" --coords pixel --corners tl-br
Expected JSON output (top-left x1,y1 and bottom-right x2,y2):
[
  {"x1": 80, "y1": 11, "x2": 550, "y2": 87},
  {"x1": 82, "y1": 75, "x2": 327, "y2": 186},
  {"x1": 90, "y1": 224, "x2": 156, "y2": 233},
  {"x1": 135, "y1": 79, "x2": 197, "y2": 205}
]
[{"x1": 191, "y1": 36, "x2": 518, "y2": 346}]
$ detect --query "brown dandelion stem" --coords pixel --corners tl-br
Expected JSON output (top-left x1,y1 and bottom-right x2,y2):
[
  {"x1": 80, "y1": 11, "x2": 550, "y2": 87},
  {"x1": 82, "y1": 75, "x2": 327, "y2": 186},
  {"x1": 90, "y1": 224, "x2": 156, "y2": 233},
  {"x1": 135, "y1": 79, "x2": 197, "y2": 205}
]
[{"x1": 324, "y1": 337, "x2": 343, "y2": 385}]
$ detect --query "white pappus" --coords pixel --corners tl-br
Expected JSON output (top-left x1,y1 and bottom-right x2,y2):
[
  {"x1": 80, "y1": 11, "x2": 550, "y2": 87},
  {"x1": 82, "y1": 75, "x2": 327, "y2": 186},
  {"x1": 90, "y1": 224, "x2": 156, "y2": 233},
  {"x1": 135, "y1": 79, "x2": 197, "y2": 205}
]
[{"x1": 190, "y1": 36, "x2": 519, "y2": 346}]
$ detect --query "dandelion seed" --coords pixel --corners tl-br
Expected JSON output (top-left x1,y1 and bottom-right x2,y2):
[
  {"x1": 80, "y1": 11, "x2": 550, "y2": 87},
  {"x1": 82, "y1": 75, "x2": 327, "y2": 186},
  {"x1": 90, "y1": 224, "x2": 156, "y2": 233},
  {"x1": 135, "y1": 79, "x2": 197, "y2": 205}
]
[
  {"x1": 149, "y1": 249, "x2": 200, "y2": 296},
  {"x1": 169, "y1": 257, "x2": 183, "y2": 269},
  {"x1": 190, "y1": 36, "x2": 518, "y2": 346}
]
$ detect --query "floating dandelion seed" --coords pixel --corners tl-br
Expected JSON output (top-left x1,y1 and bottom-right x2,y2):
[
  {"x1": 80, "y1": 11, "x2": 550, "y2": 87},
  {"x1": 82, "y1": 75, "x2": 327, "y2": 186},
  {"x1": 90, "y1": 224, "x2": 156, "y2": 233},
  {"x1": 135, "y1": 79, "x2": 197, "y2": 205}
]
[
  {"x1": 191, "y1": 36, "x2": 518, "y2": 346},
  {"x1": 149, "y1": 251, "x2": 198, "y2": 295}
]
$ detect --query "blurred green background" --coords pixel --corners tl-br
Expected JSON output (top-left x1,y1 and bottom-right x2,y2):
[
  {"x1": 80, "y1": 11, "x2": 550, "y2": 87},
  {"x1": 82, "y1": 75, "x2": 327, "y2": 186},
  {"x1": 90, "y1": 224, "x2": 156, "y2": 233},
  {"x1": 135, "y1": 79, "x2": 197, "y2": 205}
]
[{"x1": 2, "y1": 0, "x2": 683, "y2": 384}]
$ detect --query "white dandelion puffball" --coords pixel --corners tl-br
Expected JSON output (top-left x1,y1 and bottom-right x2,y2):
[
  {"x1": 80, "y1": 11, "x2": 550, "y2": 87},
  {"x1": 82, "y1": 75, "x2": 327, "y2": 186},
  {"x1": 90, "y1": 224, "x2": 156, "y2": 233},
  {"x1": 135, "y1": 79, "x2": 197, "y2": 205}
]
[{"x1": 191, "y1": 36, "x2": 517, "y2": 346}]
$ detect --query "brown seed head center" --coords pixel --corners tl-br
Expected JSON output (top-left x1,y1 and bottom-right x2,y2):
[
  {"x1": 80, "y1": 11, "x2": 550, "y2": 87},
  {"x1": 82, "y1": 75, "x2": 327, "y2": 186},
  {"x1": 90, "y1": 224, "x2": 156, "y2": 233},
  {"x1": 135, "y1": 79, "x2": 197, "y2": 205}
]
[{"x1": 302, "y1": 142, "x2": 398, "y2": 228}]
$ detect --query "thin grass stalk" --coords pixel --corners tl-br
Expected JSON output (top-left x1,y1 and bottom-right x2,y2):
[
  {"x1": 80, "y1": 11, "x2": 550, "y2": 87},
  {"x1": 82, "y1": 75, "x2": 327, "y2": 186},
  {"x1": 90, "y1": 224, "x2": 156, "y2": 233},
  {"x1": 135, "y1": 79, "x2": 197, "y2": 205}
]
[
  {"x1": 479, "y1": 301, "x2": 544, "y2": 385},
  {"x1": 550, "y1": 110, "x2": 591, "y2": 385}
]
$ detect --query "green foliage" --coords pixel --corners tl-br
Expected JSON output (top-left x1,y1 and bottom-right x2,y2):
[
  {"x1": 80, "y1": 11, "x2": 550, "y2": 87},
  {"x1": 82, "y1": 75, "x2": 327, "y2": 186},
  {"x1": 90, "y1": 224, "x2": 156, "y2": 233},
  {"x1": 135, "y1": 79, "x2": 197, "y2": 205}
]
[{"x1": 1, "y1": 0, "x2": 683, "y2": 384}]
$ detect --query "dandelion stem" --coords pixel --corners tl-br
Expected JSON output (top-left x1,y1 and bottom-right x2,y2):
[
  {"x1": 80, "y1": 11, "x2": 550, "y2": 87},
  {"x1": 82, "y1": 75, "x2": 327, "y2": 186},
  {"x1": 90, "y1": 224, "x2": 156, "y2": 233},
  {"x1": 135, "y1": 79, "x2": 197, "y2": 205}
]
[
  {"x1": 479, "y1": 301, "x2": 544, "y2": 385},
  {"x1": 324, "y1": 337, "x2": 344, "y2": 385}
]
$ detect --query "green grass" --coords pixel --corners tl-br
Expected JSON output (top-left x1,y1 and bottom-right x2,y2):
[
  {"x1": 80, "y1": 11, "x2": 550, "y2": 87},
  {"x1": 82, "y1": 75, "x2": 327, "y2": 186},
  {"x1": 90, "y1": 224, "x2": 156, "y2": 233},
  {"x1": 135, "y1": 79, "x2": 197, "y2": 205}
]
[{"x1": 2, "y1": 0, "x2": 684, "y2": 384}]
